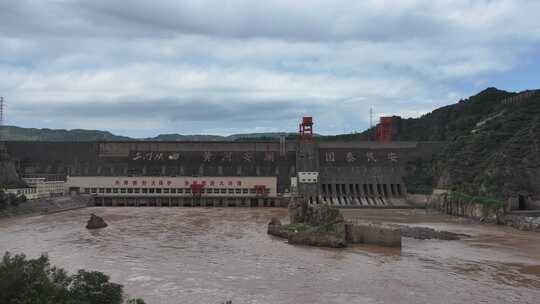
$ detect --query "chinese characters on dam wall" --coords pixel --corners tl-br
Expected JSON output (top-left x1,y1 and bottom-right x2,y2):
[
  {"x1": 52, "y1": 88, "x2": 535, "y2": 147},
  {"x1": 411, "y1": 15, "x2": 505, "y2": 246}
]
[
  {"x1": 130, "y1": 151, "x2": 276, "y2": 163},
  {"x1": 322, "y1": 151, "x2": 399, "y2": 163},
  {"x1": 129, "y1": 150, "x2": 400, "y2": 165}
]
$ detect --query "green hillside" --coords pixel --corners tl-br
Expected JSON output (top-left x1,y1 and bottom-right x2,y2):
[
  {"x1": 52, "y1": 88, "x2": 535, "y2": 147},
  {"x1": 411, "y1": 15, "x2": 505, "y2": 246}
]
[
  {"x1": 435, "y1": 89, "x2": 540, "y2": 200},
  {"x1": 397, "y1": 87, "x2": 540, "y2": 200}
]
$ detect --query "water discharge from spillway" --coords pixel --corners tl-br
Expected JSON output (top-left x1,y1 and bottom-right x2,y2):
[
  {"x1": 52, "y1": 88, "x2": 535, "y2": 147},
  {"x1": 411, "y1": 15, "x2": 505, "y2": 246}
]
[{"x1": 1, "y1": 208, "x2": 539, "y2": 304}]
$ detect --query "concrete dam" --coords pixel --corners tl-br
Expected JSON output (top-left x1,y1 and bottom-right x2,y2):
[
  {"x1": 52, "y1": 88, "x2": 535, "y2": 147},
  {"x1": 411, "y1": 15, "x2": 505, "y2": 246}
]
[{"x1": 4, "y1": 135, "x2": 442, "y2": 208}]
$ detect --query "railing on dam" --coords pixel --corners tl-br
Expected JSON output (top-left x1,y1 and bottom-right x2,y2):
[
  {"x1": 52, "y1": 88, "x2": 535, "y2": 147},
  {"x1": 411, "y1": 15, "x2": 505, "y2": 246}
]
[{"x1": 91, "y1": 195, "x2": 286, "y2": 208}]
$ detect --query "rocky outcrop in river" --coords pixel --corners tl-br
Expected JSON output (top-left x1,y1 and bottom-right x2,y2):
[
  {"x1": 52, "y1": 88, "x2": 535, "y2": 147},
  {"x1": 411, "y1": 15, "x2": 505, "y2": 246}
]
[
  {"x1": 270, "y1": 198, "x2": 402, "y2": 248},
  {"x1": 269, "y1": 199, "x2": 347, "y2": 248},
  {"x1": 267, "y1": 217, "x2": 289, "y2": 238},
  {"x1": 86, "y1": 214, "x2": 108, "y2": 229}
]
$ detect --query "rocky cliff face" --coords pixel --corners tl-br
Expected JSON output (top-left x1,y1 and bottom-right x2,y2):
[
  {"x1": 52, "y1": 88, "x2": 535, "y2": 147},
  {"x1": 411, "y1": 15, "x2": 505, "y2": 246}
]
[
  {"x1": 0, "y1": 159, "x2": 24, "y2": 188},
  {"x1": 435, "y1": 89, "x2": 540, "y2": 201}
]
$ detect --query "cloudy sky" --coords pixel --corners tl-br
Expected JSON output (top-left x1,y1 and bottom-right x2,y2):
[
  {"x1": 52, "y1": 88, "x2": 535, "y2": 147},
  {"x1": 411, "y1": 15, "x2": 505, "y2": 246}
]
[{"x1": 1, "y1": 0, "x2": 539, "y2": 137}]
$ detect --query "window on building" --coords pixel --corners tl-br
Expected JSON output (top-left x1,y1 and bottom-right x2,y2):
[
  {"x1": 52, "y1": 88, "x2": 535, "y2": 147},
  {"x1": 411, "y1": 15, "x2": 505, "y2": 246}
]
[
  {"x1": 235, "y1": 189, "x2": 241, "y2": 194},
  {"x1": 120, "y1": 188, "x2": 126, "y2": 194},
  {"x1": 134, "y1": 188, "x2": 140, "y2": 194},
  {"x1": 170, "y1": 188, "x2": 176, "y2": 194},
  {"x1": 242, "y1": 189, "x2": 248, "y2": 194},
  {"x1": 156, "y1": 188, "x2": 162, "y2": 194},
  {"x1": 164, "y1": 188, "x2": 170, "y2": 194},
  {"x1": 185, "y1": 188, "x2": 191, "y2": 194},
  {"x1": 177, "y1": 188, "x2": 183, "y2": 194},
  {"x1": 142, "y1": 188, "x2": 148, "y2": 194},
  {"x1": 106, "y1": 188, "x2": 112, "y2": 193},
  {"x1": 149, "y1": 188, "x2": 155, "y2": 194},
  {"x1": 99, "y1": 188, "x2": 105, "y2": 193},
  {"x1": 91, "y1": 188, "x2": 97, "y2": 194},
  {"x1": 221, "y1": 189, "x2": 226, "y2": 194},
  {"x1": 228, "y1": 189, "x2": 234, "y2": 194},
  {"x1": 127, "y1": 188, "x2": 133, "y2": 194},
  {"x1": 250, "y1": 189, "x2": 256, "y2": 194},
  {"x1": 113, "y1": 188, "x2": 119, "y2": 193}
]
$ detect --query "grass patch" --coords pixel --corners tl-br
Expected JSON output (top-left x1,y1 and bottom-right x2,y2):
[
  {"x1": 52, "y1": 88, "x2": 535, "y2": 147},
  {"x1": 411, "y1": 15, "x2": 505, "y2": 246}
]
[{"x1": 287, "y1": 223, "x2": 309, "y2": 232}]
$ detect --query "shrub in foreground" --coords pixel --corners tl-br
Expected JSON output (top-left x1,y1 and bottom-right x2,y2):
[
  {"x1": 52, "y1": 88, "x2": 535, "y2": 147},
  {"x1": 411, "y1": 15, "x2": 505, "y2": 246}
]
[{"x1": 0, "y1": 252, "x2": 145, "y2": 304}]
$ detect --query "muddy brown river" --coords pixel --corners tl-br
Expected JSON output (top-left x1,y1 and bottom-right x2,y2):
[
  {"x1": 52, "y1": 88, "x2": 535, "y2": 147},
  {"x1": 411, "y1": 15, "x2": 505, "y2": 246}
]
[{"x1": 1, "y1": 208, "x2": 539, "y2": 304}]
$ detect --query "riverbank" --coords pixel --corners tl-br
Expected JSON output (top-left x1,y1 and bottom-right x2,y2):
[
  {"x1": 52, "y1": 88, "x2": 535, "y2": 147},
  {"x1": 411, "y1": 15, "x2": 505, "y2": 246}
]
[
  {"x1": 432, "y1": 192, "x2": 540, "y2": 232},
  {"x1": 0, "y1": 196, "x2": 89, "y2": 219}
]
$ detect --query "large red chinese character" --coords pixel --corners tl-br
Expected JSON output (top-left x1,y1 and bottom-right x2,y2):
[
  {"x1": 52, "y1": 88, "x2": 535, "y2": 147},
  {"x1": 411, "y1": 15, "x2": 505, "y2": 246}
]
[
  {"x1": 115, "y1": 180, "x2": 120, "y2": 186},
  {"x1": 228, "y1": 181, "x2": 233, "y2": 186},
  {"x1": 237, "y1": 181, "x2": 242, "y2": 186},
  {"x1": 167, "y1": 180, "x2": 172, "y2": 186},
  {"x1": 142, "y1": 180, "x2": 147, "y2": 186},
  {"x1": 124, "y1": 180, "x2": 129, "y2": 186},
  {"x1": 151, "y1": 180, "x2": 156, "y2": 186},
  {"x1": 159, "y1": 180, "x2": 164, "y2": 186},
  {"x1": 210, "y1": 180, "x2": 215, "y2": 186},
  {"x1": 185, "y1": 181, "x2": 189, "y2": 186},
  {"x1": 132, "y1": 180, "x2": 138, "y2": 186}
]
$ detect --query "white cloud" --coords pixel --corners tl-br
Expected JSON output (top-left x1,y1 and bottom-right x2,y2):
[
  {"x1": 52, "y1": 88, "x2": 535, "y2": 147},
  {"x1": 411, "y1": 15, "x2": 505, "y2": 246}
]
[{"x1": 1, "y1": 0, "x2": 539, "y2": 136}]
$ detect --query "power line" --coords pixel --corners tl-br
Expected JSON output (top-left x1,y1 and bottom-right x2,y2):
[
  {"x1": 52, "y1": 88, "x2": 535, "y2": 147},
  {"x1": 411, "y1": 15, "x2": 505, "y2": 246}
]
[
  {"x1": 369, "y1": 106, "x2": 373, "y2": 129},
  {"x1": 0, "y1": 96, "x2": 4, "y2": 142},
  {"x1": 0, "y1": 96, "x2": 6, "y2": 159}
]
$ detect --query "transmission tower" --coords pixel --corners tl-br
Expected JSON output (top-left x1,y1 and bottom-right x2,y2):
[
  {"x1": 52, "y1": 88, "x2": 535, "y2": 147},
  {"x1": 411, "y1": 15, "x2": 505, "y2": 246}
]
[
  {"x1": 368, "y1": 107, "x2": 373, "y2": 141},
  {"x1": 0, "y1": 96, "x2": 4, "y2": 129},
  {"x1": 369, "y1": 106, "x2": 373, "y2": 129},
  {"x1": 0, "y1": 96, "x2": 4, "y2": 142},
  {"x1": 0, "y1": 96, "x2": 6, "y2": 160}
]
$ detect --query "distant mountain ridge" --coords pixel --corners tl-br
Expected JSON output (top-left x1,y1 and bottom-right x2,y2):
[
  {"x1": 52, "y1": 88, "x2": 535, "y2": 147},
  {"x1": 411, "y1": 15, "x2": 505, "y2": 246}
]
[{"x1": 0, "y1": 126, "x2": 298, "y2": 142}]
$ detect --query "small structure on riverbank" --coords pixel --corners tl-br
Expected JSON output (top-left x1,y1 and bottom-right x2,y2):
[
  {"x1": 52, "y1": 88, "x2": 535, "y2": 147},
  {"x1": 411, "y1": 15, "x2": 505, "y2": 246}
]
[
  {"x1": 86, "y1": 213, "x2": 108, "y2": 229},
  {"x1": 268, "y1": 197, "x2": 402, "y2": 248}
]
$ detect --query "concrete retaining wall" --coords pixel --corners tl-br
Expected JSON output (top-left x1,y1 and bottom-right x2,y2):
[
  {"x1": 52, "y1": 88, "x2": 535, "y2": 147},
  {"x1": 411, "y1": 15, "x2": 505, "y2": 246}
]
[
  {"x1": 432, "y1": 193, "x2": 499, "y2": 222},
  {"x1": 346, "y1": 223, "x2": 401, "y2": 247},
  {"x1": 432, "y1": 191, "x2": 540, "y2": 231}
]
